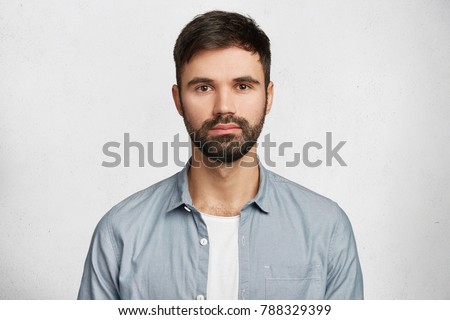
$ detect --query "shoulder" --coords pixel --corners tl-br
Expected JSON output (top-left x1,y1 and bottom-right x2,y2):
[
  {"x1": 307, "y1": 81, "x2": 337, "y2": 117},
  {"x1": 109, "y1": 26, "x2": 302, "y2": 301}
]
[
  {"x1": 99, "y1": 171, "x2": 180, "y2": 232},
  {"x1": 265, "y1": 168, "x2": 338, "y2": 207},
  {"x1": 263, "y1": 168, "x2": 345, "y2": 222}
]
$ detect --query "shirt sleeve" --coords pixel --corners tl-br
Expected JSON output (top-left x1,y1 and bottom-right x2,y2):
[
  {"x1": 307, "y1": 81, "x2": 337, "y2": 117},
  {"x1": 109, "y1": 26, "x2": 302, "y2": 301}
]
[
  {"x1": 77, "y1": 213, "x2": 120, "y2": 299},
  {"x1": 325, "y1": 205, "x2": 364, "y2": 299}
]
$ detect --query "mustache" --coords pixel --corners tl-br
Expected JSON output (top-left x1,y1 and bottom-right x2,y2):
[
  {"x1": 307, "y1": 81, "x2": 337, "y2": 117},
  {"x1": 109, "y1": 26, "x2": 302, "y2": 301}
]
[{"x1": 200, "y1": 115, "x2": 250, "y2": 131}]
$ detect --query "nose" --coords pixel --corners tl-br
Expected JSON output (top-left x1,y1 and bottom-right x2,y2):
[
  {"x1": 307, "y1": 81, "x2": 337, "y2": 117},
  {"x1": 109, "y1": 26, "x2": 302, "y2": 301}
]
[{"x1": 212, "y1": 88, "x2": 236, "y2": 116}]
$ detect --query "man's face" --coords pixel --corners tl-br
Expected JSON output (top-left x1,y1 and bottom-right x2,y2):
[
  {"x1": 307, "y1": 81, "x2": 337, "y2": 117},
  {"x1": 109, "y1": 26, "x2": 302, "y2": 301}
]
[{"x1": 172, "y1": 47, "x2": 273, "y2": 164}]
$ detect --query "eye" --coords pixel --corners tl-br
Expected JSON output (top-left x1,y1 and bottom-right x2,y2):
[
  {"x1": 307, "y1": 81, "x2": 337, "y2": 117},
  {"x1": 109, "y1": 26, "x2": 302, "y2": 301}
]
[
  {"x1": 237, "y1": 83, "x2": 251, "y2": 90},
  {"x1": 196, "y1": 85, "x2": 212, "y2": 92}
]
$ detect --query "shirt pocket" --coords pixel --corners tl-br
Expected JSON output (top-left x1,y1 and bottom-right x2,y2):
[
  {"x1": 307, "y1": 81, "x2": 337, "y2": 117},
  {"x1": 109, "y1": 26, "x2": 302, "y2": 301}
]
[{"x1": 264, "y1": 264, "x2": 323, "y2": 300}]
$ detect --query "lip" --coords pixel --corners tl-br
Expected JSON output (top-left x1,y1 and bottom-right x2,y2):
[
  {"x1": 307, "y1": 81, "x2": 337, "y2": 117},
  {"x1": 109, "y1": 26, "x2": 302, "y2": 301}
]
[{"x1": 209, "y1": 123, "x2": 241, "y2": 134}]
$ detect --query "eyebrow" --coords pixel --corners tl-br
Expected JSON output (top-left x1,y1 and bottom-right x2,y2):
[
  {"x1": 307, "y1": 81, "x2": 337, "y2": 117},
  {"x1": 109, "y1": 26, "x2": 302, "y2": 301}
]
[
  {"x1": 186, "y1": 76, "x2": 261, "y2": 87},
  {"x1": 186, "y1": 77, "x2": 214, "y2": 87},
  {"x1": 233, "y1": 76, "x2": 260, "y2": 85}
]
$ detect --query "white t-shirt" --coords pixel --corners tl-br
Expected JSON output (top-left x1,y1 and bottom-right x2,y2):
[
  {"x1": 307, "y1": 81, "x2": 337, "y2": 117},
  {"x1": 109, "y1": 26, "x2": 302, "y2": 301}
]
[{"x1": 200, "y1": 212, "x2": 240, "y2": 300}]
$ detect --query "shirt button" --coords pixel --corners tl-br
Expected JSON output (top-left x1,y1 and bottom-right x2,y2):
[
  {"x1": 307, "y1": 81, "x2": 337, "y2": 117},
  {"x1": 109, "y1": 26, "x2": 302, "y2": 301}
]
[
  {"x1": 200, "y1": 238, "x2": 208, "y2": 246},
  {"x1": 196, "y1": 294, "x2": 205, "y2": 300}
]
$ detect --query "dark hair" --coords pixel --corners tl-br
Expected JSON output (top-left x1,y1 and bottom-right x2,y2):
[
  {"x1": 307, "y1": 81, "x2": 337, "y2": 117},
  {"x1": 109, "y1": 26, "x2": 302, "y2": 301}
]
[{"x1": 173, "y1": 10, "x2": 271, "y2": 88}]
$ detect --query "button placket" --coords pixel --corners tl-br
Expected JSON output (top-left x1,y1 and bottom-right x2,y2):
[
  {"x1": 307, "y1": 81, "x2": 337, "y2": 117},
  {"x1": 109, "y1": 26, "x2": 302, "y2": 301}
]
[{"x1": 190, "y1": 208, "x2": 209, "y2": 303}]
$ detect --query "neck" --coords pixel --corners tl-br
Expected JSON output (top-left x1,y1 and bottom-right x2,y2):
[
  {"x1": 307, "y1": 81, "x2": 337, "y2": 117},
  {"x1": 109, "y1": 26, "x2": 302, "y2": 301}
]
[{"x1": 188, "y1": 147, "x2": 260, "y2": 216}]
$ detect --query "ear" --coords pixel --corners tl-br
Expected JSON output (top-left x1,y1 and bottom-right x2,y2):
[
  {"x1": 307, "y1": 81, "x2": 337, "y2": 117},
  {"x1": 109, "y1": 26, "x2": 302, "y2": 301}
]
[
  {"x1": 265, "y1": 81, "x2": 274, "y2": 114},
  {"x1": 172, "y1": 84, "x2": 183, "y2": 116}
]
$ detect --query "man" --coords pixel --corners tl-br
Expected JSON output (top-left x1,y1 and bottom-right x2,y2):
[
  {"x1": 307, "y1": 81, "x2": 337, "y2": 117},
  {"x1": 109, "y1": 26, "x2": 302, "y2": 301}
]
[{"x1": 78, "y1": 10, "x2": 363, "y2": 300}]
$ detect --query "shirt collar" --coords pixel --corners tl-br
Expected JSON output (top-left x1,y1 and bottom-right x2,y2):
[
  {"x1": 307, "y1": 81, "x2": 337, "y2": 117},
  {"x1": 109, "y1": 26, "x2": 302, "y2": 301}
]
[
  {"x1": 252, "y1": 162, "x2": 270, "y2": 213},
  {"x1": 166, "y1": 161, "x2": 193, "y2": 212},
  {"x1": 166, "y1": 158, "x2": 271, "y2": 214}
]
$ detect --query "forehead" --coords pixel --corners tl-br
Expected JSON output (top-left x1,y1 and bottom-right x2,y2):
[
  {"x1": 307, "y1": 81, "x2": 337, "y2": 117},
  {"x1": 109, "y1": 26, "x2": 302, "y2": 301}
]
[{"x1": 181, "y1": 47, "x2": 264, "y2": 82}]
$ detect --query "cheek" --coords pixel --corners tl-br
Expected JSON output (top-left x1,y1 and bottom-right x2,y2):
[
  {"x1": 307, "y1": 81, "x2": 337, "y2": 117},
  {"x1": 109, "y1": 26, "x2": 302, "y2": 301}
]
[
  {"x1": 238, "y1": 95, "x2": 267, "y2": 119},
  {"x1": 181, "y1": 96, "x2": 213, "y2": 126}
]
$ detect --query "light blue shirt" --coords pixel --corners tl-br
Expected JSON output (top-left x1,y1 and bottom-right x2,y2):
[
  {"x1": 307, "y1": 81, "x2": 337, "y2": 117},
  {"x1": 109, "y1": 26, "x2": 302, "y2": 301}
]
[{"x1": 78, "y1": 162, "x2": 363, "y2": 299}]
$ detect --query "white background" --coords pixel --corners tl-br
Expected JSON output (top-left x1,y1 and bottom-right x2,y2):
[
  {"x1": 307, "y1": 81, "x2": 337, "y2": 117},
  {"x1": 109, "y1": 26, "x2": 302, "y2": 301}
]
[{"x1": 1, "y1": 0, "x2": 449, "y2": 299}]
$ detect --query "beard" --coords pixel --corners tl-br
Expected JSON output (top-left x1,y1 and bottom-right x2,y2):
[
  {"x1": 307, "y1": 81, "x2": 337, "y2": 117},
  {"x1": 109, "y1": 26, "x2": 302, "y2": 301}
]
[{"x1": 183, "y1": 112, "x2": 265, "y2": 164}]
